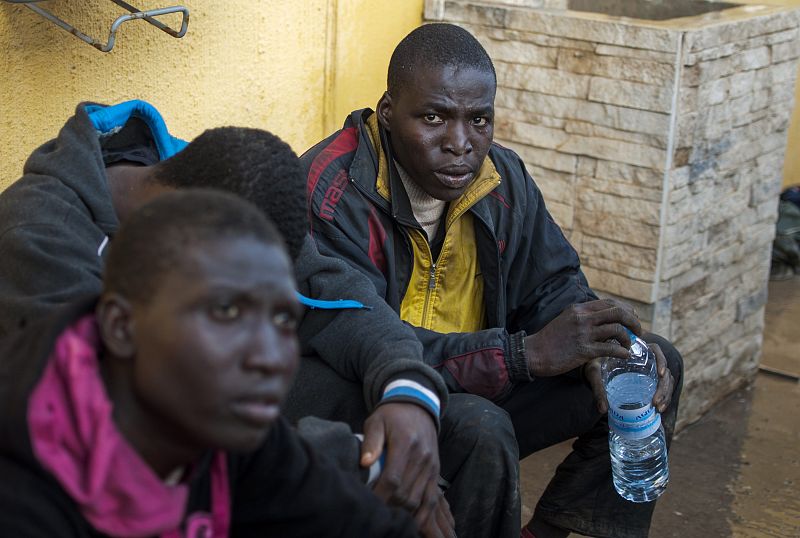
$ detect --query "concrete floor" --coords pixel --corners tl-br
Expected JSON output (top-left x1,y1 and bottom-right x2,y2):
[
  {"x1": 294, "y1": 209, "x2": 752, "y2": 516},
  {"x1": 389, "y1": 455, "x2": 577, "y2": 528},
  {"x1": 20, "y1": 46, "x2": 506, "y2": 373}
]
[{"x1": 520, "y1": 278, "x2": 800, "y2": 537}]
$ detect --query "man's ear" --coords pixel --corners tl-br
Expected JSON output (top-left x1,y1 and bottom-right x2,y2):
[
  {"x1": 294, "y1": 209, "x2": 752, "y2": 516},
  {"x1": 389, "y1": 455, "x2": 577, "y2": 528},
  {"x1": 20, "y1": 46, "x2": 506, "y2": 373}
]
[
  {"x1": 96, "y1": 293, "x2": 136, "y2": 359},
  {"x1": 376, "y1": 91, "x2": 393, "y2": 131}
]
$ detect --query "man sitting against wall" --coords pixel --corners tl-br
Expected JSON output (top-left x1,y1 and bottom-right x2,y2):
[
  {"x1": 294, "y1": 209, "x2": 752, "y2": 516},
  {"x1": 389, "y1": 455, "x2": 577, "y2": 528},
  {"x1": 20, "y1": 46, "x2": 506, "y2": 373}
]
[
  {"x1": 0, "y1": 101, "x2": 458, "y2": 536},
  {"x1": 302, "y1": 23, "x2": 684, "y2": 538},
  {"x1": 0, "y1": 189, "x2": 419, "y2": 537}
]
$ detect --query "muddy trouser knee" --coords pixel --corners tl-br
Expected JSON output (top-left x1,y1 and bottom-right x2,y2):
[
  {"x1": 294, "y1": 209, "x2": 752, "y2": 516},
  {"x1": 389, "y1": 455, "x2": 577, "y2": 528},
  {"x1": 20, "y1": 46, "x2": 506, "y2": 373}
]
[
  {"x1": 288, "y1": 359, "x2": 522, "y2": 537},
  {"x1": 438, "y1": 393, "x2": 521, "y2": 538},
  {"x1": 501, "y1": 333, "x2": 684, "y2": 538}
]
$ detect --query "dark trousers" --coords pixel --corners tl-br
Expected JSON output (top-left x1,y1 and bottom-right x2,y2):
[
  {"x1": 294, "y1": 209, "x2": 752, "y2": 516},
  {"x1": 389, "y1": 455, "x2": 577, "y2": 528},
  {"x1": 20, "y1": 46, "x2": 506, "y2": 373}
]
[
  {"x1": 285, "y1": 333, "x2": 683, "y2": 538},
  {"x1": 284, "y1": 362, "x2": 521, "y2": 538}
]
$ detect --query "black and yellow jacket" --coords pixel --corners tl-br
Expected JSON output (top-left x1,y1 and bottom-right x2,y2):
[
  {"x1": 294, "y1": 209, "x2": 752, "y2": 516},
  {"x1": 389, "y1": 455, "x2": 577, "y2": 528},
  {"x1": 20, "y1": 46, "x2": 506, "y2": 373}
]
[{"x1": 303, "y1": 109, "x2": 597, "y2": 402}]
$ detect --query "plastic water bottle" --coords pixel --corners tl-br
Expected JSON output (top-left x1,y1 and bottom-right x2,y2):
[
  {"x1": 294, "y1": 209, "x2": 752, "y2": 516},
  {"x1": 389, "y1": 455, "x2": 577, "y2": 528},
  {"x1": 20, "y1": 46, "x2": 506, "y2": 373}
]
[{"x1": 602, "y1": 331, "x2": 669, "y2": 503}]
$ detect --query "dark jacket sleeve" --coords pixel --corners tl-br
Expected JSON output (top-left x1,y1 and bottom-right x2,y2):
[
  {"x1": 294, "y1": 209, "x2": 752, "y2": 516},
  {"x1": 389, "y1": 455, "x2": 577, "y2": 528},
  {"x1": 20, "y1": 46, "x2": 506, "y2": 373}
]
[
  {"x1": 294, "y1": 236, "x2": 447, "y2": 419},
  {"x1": 409, "y1": 325, "x2": 530, "y2": 402},
  {"x1": 0, "y1": 457, "x2": 90, "y2": 537},
  {"x1": 0, "y1": 209, "x2": 106, "y2": 339},
  {"x1": 229, "y1": 417, "x2": 419, "y2": 538}
]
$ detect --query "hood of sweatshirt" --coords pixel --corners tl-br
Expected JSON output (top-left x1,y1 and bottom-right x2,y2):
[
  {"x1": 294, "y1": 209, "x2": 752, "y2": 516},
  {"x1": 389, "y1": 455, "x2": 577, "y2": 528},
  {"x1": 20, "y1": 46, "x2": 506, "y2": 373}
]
[
  {"x1": 18, "y1": 100, "x2": 186, "y2": 238},
  {"x1": 0, "y1": 300, "x2": 229, "y2": 537},
  {"x1": 20, "y1": 104, "x2": 119, "y2": 236}
]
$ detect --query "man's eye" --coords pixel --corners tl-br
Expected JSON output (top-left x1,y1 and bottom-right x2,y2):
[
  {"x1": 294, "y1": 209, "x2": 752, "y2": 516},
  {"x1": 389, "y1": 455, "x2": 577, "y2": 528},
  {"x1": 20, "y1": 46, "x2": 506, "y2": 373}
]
[
  {"x1": 423, "y1": 114, "x2": 442, "y2": 124},
  {"x1": 472, "y1": 117, "x2": 488, "y2": 127},
  {"x1": 273, "y1": 311, "x2": 298, "y2": 331},
  {"x1": 211, "y1": 303, "x2": 240, "y2": 321}
]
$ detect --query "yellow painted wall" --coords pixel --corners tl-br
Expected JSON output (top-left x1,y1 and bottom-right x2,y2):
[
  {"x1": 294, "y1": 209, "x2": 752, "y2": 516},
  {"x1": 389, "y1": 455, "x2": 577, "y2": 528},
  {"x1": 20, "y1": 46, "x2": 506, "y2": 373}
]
[
  {"x1": 1, "y1": 0, "x2": 794, "y2": 189},
  {"x1": 736, "y1": 0, "x2": 800, "y2": 186},
  {"x1": 0, "y1": 0, "x2": 423, "y2": 191},
  {"x1": 328, "y1": 0, "x2": 425, "y2": 133}
]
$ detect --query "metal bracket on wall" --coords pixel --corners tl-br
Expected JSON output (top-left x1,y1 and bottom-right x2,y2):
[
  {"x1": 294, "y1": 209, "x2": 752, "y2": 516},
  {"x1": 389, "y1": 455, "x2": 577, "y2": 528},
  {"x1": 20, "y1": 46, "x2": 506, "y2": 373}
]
[{"x1": 3, "y1": 0, "x2": 189, "y2": 52}]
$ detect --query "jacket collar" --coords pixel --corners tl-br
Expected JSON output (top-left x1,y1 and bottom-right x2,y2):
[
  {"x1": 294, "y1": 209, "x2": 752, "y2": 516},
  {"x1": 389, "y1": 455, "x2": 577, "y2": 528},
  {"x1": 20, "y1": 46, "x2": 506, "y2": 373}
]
[
  {"x1": 27, "y1": 314, "x2": 191, "y2": 536},
  {"x1": 349, "y1": 109, "x2": 501, "y2": 227}
]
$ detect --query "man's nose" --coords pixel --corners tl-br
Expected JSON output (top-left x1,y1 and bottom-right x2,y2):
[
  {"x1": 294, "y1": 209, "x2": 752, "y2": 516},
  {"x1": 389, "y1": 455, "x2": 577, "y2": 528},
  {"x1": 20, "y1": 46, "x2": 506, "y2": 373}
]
[
  {"x1": 443, "y1": 121, "x2": 472, "y2": 156},
  {"x1": 244, "y1": 322, "x2": 294, "y2": 373}
]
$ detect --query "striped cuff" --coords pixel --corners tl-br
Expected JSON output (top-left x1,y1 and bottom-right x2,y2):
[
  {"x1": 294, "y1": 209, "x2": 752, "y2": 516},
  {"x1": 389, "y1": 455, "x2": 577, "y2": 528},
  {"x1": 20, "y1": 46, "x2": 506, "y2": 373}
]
[{"x1": 381, "y1": 379, "x2": 441, "y2": 418}]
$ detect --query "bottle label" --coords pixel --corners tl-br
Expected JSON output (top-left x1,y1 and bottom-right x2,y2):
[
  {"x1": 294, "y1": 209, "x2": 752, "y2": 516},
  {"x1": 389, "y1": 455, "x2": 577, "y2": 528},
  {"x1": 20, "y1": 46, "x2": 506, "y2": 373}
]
[{"x1": 608, "y1": 403, "x2": 661, "y2": 440}]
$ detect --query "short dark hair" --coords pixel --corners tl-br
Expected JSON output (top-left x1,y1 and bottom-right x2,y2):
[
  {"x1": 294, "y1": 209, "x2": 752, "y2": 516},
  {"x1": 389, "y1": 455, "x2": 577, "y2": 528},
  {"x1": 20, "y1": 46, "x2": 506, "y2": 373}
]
[
  {"x1": 104, "y1": 189, "x2": 284, "y2": 304},
  {"x1": 153, "y1": 127, "x2": 307, "y2": 261},
  {"x1": 387, "y1": 23, "x2": 496, "y2": 95}
]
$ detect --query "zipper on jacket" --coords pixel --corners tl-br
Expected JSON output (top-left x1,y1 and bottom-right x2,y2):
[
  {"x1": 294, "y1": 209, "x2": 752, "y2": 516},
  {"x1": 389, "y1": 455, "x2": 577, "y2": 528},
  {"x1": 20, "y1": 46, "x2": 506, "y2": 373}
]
[
  {"x1": 408, "y1": 225, "x2": 437, "y2": 328},
  {"x1": 422, "y1": 261, "x2": 436, "y2": 325}
]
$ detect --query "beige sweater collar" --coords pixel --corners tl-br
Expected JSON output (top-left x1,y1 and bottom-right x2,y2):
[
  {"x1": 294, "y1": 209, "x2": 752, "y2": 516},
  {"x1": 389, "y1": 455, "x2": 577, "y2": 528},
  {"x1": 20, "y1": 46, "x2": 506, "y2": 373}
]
[{"x1": 396, "y1": 162, "x2": 446, "y2": 242}]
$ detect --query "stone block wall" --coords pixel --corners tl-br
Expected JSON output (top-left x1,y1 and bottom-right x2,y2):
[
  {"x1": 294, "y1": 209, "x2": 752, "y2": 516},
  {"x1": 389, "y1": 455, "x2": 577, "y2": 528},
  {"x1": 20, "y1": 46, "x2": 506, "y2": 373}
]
[
  {"x1": 664, "y1": 17, "x2": 799, "y2": 424},
  {"x1": 426, "y1": 0, "x2": 800, "y2": 427}
]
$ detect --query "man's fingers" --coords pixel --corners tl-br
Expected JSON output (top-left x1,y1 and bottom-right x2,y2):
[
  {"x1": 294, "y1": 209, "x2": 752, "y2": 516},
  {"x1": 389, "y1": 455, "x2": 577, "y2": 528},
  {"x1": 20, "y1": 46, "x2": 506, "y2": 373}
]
[
  {"x1": 578, "y1": 298, "x2": 642, "y2": 338},
  {"x1": 592, "y1": 322, "x2": 633, "y2": 348},
  {"x1": 388, "y1": 452, "x2": 427, "y2": 510},
  {"x1": 579, "y1": 298, "x2": 637, "y2": 318},
  {"x1": 416, "y1": 483, "x2": 454, "y2": 538},
  {"x1": 360, "y1": 417, "x2": 386, "y2": 467},
  {"x1": 584, "y1": 359, "x2": 608, "y2": 413},
  {"x1": 402, "y1": 472, "x2": 429, "y2": 512},
  {"x1": 605, "y1": 297, "x2": 638, "y2": 320},
  {"x1": 652, "y1": 371, "x2": 673, "y2": 413},
  {"x1": 592, "y1": 305, "x2": 642, "y2": 336},
  {"x1": 433, "y1": 497, "x2": 456, "y2": 538},
  {"x1": 412, "y1": 492, "x2": 437, "y2": 537},
  {"x1": 366, "y1": 403, "x2": 441, "y2": 508},
  {"x1": 412, "y1": 487, "x2": 436, "y2": 530},
  {"x1": 592, "y1": 340, "x2": 631, "y2": 361},
  {"x1": 577, "y1": 298, "x2": 624, "y2": 312},
  {"x1": 371, "y1": 436, "x2": 421, "y2": 505},
  {"x1": 650, "y1": 343, "x2": 666, "y2": 377},
  {"x1": 440, "y1": 494, "x2": 455, "y2": 530},
  {"x1": 650, "y1": 343, "x2": 673, "y2": 412},
  {"x1": 372, "y1": 451, "x2": 407, "y2": 501}
]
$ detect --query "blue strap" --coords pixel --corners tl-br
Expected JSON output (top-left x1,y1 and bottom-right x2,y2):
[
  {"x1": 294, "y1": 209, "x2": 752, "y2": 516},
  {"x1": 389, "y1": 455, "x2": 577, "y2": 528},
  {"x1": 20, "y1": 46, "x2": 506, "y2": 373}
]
[
  {"x1": 85, "y1": 100, "x2": 188, "y2": 160},
  {"x1": 296, "y1": 292, "x2": 370, "y2": 311}
]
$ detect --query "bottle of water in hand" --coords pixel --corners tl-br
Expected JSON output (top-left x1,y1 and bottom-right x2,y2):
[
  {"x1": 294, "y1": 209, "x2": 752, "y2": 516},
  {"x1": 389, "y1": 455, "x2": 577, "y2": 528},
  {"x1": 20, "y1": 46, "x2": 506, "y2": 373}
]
[{"x1": 602, "y1": 331, "x2": 669, "y2": 503}]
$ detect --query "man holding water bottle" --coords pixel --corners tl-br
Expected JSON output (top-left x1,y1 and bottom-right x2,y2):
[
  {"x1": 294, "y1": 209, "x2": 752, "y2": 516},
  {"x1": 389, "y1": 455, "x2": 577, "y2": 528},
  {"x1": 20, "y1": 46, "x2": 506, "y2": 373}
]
[{"x1": 301, "y1": 22, "x2": 684, "y2": 538}]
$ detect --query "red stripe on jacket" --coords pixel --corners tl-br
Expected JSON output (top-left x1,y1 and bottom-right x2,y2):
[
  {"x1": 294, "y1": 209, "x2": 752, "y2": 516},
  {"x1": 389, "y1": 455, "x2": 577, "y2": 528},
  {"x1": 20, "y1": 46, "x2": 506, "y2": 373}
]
[
  {"x1": 439, "y1": 348, "x2": 508, "y2": 402},
  {"x1": 367, "y1": 206, "x2": 387, "y2": 275},
  {"x1": 489, "y1": 191, "x2": 511, "y2": 209},
  {"x1": 307, "y1": 127, "x2": 358, "y2": 202}
]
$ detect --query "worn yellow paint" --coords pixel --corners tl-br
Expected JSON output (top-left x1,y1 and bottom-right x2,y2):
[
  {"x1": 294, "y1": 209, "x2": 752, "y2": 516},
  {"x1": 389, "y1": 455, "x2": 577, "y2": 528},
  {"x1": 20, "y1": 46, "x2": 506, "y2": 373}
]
[
  {"x1": 0, "y1": 0, "x2": 423, "y2": 191},
  {"x1": 328, "y1": 0, "x2": 424, "y2": 134},
  {"x1": 735, "y1": 0, "x2": 800, "y2": 186},
  {"x1": 783, "y1": 74, "x2": 800, "y2": 186}
]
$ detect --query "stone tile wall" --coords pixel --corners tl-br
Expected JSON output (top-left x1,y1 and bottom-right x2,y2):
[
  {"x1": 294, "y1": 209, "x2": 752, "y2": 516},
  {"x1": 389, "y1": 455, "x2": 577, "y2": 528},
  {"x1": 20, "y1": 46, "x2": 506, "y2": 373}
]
[{"x1": 426, "y1": 0, "x2": 800, "y2": 427}]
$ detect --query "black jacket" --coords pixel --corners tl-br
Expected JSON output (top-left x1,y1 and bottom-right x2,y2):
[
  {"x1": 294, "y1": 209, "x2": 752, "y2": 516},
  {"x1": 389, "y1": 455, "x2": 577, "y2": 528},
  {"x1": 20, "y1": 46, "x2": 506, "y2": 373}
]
[
  {"x1": 0, "y1": 102, "x2": 447, "y2": 418},
  {"x1": 303, "y1": 109, "x2": 597, "y2": 402},
  {"x1": 0, "y1": 299, "x2": 418, "y2": 537}
]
